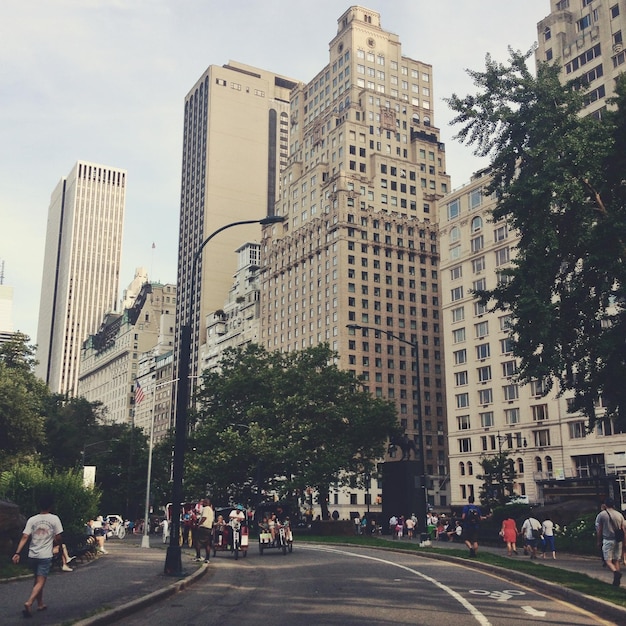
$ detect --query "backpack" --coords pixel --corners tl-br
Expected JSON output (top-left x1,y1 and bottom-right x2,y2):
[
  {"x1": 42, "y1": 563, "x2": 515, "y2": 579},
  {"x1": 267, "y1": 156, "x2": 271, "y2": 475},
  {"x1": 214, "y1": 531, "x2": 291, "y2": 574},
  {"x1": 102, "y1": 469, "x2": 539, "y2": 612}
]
[{"x1": 466, "y1": 506, "x2": 480, "y2": 525}]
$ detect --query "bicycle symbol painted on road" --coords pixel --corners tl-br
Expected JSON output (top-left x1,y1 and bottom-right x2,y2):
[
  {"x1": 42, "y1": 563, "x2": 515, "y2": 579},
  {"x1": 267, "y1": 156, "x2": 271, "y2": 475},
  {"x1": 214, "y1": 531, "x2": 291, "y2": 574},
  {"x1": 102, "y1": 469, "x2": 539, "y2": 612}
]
[{"x1": 470, "y1": 589, "x2": 526, "y2": 602}]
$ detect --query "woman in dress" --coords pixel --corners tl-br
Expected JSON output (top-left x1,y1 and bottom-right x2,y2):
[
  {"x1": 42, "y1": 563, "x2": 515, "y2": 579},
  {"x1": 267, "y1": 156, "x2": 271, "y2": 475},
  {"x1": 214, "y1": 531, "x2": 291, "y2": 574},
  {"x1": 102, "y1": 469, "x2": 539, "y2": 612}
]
[{"x1": 501, "y1": 515, "x2": 519, "y2": 556}]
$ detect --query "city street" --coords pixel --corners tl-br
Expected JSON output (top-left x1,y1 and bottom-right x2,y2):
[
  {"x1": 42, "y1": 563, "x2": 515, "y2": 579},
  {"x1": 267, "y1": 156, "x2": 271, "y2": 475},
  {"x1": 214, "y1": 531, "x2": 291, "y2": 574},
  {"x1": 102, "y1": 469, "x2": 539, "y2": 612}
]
[{"x1": 121, "y1": 543, "x2": 610, "y2": 626}]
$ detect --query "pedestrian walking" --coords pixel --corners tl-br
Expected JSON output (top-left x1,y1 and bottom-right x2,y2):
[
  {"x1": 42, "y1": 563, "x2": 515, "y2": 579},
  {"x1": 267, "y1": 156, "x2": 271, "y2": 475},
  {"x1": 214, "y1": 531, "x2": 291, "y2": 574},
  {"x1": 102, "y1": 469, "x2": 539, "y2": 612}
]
[
  {"x1": 461, "y1": 496, "x2": 483, "y2": 557},
  {"x1": 160, "y1": 517, "x2": 170, "y2": 544},
  {"x1": 500, "y1": 515, "x2": 519, "y2": 556},
  {"x1": 12, "y1": 493, "x2": 64, "y2": 617},
  {"x1": 596, "y1": 497, "x2": 626, "y2": 586},
  {"x1": 541, "y1": 516, "x2": 556, "y2": 559},
  {"x1": 521, "y1": 514, "x2": 542, "y2": 559}
]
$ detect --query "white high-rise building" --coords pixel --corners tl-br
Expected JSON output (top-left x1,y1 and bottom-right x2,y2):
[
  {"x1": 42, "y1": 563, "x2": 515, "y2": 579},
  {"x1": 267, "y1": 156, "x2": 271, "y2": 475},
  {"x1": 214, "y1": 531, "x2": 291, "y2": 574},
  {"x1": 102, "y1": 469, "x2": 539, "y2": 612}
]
[
  {"x1": 536, "y1": 0, "x2": 626, "y2": 118},
  {"x1": 36, "y1": 161, "x2": 126, "y2": 395},
  {"x1": 443, "y1": 0, "x2": 626, "y2": 508}
]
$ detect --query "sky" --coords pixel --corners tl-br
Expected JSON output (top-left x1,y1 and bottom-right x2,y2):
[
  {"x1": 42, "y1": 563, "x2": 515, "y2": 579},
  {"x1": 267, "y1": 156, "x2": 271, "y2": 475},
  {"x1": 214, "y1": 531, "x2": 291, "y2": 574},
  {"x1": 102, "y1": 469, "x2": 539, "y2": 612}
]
[{"x1": 0, "y1": 0, "x2": 549, "y2": 342}]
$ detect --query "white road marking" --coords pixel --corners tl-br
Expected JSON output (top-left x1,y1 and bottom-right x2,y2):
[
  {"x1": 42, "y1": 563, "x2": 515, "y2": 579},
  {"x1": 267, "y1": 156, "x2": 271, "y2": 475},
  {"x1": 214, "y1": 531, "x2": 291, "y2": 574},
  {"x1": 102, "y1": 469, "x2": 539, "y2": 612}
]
[
  {"x1": 301, "y1": 544, "x2": 491, "y2": 626},
  {"x1": 470, "y1": 589, "x2": 525, "y2": 602},
  {"x1": 522, "y1": 605, "x2": 547, "y2": 617}
]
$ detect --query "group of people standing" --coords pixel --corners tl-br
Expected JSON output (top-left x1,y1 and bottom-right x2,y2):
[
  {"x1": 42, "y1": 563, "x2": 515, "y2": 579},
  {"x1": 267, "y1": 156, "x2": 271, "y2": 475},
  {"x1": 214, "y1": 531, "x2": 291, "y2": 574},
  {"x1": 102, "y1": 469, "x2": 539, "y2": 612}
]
[{"x1": 387, "y1": 513, "x2": 418, "y2": 539}]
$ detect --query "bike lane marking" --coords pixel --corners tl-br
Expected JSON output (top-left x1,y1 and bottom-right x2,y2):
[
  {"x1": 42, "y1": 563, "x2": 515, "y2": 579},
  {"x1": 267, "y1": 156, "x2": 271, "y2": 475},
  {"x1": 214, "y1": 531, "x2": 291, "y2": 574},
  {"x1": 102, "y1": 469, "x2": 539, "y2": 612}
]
[
  {"x1": 301, "y1": 544, "x2": 491, "y2": 626},
  {"x1": 469, "y1": 589, "x2": 525, "y2": 602}
]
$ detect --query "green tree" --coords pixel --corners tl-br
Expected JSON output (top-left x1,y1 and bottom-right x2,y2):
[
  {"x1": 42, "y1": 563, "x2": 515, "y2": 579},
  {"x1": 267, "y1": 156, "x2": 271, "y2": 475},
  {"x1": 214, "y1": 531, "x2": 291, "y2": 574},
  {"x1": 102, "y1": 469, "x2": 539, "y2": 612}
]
[
  {"x1": 447, "y1": 49, "x2": 626, "y2": 428},
  {"x1": 189, "y1": 344, "x2": 399, "y2": 519},
  {"x1": 0, "y1": 334, "x2": 47, "y2": 469},
  {"x1": 87, "y1": 422, "x2": 149, "y2": 520},
  {"x1": 42, "y1": 394, "x2": 106, "y2": 470},
  {"x1": 477, "y1": 452, "x2": 517, "y2": 510}
]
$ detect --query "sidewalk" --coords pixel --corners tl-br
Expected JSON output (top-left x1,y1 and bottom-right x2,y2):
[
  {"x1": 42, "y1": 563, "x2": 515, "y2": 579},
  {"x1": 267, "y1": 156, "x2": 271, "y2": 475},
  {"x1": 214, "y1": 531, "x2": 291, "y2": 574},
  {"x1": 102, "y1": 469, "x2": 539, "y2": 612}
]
[{"x1": 0, "y1": 533, "x2": 207, "y2": 626}]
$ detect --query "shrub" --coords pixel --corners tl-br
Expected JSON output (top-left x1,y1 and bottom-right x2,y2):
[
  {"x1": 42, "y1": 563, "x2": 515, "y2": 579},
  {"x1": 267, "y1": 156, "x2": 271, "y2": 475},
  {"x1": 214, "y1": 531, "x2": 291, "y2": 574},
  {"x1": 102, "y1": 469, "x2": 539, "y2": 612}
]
[
  {"x1": 554, "y1": 512, "x2": 597, "y2": 554},
  {"x1": 0, "y1": 463, "x2": 100, "y2": 534}
]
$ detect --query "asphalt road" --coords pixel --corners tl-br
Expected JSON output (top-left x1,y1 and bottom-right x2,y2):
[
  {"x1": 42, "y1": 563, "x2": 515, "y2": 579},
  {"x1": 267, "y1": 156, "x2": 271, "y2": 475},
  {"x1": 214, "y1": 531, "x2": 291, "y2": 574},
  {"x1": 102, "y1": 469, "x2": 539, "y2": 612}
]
[{"x1": 120, "y1": 544, "x2": 612, "y2": 626}]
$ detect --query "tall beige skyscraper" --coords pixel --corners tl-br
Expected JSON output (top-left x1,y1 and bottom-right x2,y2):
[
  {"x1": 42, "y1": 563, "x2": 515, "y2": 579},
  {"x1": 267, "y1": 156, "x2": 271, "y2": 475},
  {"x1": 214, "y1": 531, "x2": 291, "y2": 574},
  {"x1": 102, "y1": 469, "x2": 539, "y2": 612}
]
[
  {"x1": 260, "y1": 6, "x2": 451, "y2": 509},
  {"x1": 175, "y1": 61, "x2": 298, "y2": 376},
  {"x1": 36, "y1": 161, "x2": 126, "y2": 395}
]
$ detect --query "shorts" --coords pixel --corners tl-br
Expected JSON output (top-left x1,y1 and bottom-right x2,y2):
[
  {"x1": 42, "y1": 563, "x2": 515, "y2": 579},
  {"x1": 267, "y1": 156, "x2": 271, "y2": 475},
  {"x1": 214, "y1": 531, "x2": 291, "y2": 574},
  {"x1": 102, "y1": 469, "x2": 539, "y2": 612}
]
[
  {"x1": 29, "y1": 557, "x2": 52, "y2": 577},
  {"x1": 525, "y1": 537, "x2": 538, "y2": 549},
  {"x1": 196, "y1": 526, "x2": 212, "y2": 547},
  {"x1": 602, "y1": 538, "x2": 622, "y2": 562},
  {"x1": 463, "y1": 526, "x2": 479, "y2": 543}
]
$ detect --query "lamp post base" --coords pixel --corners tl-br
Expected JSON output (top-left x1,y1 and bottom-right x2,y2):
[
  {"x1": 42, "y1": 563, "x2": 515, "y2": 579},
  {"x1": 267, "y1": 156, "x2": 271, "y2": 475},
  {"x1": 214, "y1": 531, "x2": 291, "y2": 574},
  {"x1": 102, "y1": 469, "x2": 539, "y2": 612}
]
[
  {"x1": 140, "y1": 534, "x2": 151, "y2": 549},
  {"x1": 164, "y1": 545, "x2": 183, "y2": 576}
]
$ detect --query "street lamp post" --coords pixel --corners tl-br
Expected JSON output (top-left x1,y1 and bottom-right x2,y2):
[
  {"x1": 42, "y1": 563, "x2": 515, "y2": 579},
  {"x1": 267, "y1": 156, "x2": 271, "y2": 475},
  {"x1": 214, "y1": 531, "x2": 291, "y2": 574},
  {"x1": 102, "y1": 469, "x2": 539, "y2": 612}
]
[
  {"x1": 141, "y1": 378, "x2": 178, "y2": 549},
  {"x1": 164, "y1": 214, "x2": 284, "y2": 576},
  {"x1": 495, "y1": 432, "x2": 527, "y2": 505},
  {"x1": 347, "y1": 323, "x2": 428, "y2": 534}
]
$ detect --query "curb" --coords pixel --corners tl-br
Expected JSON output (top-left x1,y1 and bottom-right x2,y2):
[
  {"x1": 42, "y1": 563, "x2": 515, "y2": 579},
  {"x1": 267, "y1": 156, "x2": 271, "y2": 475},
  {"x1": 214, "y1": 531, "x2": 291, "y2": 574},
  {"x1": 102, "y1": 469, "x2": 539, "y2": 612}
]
[{"x1": 72, "y1": 563, "x2": 209, "y2": 626}]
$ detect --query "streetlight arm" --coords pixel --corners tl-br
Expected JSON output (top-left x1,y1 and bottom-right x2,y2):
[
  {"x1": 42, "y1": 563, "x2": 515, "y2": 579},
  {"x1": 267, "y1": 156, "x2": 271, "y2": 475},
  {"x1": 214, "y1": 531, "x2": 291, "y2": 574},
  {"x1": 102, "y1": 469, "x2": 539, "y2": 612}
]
[
  {"x1": 346, "y1": 323, "x2": 427, "y2": 533},
  {"x1": 347, "y1": 323, "x2": 415, "y2": 350},
  {"x1": 165, "y1": 214, "x2": 284, "y2": 576},
  {"x1": 193, "y1": 215, "x2": 284, "y2": 267}
]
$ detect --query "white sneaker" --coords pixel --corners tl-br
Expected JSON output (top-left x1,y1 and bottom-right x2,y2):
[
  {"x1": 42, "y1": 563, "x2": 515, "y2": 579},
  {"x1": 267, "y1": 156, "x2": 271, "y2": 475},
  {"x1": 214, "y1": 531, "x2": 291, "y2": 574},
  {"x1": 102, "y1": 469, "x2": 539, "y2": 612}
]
[
  {"x1": 66, "y1": 556, "x2": 76, "y2": 564},
  {"x1": 61, "y1": 565, "x2": 73, "y2": 572}
]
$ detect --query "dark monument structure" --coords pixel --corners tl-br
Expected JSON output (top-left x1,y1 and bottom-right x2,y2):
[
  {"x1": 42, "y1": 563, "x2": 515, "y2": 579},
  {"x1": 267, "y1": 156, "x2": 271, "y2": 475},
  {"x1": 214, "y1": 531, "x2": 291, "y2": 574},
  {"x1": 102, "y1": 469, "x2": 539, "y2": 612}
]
[{"x1": 381, "y1": 460, "x2": 425, "y2": 535}]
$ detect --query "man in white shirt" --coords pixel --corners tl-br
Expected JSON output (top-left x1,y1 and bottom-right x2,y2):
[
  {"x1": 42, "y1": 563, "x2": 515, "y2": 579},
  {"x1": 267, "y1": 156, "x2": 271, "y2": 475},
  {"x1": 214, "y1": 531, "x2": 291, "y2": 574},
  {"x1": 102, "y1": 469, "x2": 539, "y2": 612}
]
[
  {"x1": 12, "y1": 494, "x2": 64, "y2": 617},
  {"x1": 521, "y1": 515, "x2": 542, "y2": 559},
  {"x1": 389, "y1": 515, "x2": 398, "y2": 539}
]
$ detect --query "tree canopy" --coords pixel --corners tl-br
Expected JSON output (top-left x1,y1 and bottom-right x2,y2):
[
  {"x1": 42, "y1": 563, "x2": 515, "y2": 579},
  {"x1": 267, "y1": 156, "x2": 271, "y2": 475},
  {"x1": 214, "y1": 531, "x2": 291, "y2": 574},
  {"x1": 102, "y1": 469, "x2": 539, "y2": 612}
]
[
  {"x1": 447, "y1": 49, "x2": 626, "y2": 428},
  {"x1": 478, "y1": 452, "x2": 517, "y2": 510},
  {"x1": 0, "y1": 333, "x2": 47, "y2": 467},
  {"x1": 187, "y1": 343, "x2": 399, "y2": 519}
]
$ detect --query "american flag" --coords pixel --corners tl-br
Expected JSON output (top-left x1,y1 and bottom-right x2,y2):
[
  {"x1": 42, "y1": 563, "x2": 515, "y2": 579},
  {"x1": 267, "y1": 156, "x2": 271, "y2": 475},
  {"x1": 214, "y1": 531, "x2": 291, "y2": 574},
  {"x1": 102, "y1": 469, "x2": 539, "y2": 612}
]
[{"x1": 135, "y1": 380, "x2": 145, "y2": 404}]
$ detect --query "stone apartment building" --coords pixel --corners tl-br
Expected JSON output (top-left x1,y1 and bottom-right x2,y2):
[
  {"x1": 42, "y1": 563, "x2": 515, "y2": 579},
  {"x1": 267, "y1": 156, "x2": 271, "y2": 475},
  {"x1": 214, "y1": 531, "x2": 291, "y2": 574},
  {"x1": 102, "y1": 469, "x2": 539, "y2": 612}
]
[
  {"x1": 78, "y1": 278, "x2": 176, "y2": 426},
  {"x1": 200, "y1": 242, "x2": 263, "y2": 372},
  {"x1": 259, "y1": 6, "x2": 451, "y2": 511},
  {"x1": 442, "y1": 0, "x2": 626, "y2": 508}
]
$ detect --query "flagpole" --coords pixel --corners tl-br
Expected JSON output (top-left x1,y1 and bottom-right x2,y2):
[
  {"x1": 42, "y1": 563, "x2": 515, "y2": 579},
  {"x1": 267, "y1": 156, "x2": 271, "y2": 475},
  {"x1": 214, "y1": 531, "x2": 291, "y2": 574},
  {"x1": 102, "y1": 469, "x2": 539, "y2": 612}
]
[{"x1": 141, "y1": 385, "x2": 156, "y2": 549}]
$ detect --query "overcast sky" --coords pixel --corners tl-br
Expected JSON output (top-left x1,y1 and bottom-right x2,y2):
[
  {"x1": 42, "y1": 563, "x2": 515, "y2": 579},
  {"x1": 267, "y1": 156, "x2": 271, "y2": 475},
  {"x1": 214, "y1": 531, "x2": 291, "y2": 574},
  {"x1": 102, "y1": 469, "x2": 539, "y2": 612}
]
[{"x1": 1, "y1": 0, "x2": 548, "y2": 342}]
